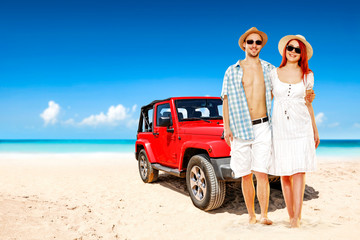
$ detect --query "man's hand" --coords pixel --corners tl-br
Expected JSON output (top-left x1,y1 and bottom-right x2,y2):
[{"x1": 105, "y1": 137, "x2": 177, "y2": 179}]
[
  {"x1": 224, "y1": 128, "x2": 233, "y2": 147},
  {"x1": 305, "y1": 89, "x2": 315, "y2": 103}
]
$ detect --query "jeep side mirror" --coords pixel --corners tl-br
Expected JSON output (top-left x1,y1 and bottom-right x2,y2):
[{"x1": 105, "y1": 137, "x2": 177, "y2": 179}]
[{"x1": 158, "y1": 117, "x2": 171, "y2": 127}]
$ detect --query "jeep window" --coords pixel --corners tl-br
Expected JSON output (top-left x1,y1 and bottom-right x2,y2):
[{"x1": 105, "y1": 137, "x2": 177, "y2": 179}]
[
  {"x1": 177, "y1": 108, "x2": 188, "y2": 119},
  {"x1": 139, "y1": 107, "x2": 153, "y2": 132},
  {"x1": 196, "y1": 108, "x2": 210, "y2": 117},
  {"x1": 217, "y1": 105, "x2": 223, "y2": 118},
  {"x1": 147, "y1": 109, "x2": 153, "y2": 131},
  {"x1": 156, "y1": 103, "x2": 172, "y2": 126},
  {"x1": 175, "y1": 99, "x2": 223, "y2": 122}
]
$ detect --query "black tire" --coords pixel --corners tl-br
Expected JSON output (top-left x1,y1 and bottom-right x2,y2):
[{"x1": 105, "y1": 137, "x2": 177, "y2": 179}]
[
  {"x1": 138, "y1": 149, "x2": 158, "y2": 183},
  {"x1": 186, "y1": 154, "x2": 226, "y2": 211}
]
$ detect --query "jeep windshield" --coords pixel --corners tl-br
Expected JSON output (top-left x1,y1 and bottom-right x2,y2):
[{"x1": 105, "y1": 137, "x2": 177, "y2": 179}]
[{"x1": 175, "y1": 99, "x2": 223, "y2": 122}]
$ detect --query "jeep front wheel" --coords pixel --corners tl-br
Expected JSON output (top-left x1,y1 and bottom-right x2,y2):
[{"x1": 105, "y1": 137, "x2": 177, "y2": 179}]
[
  {"x1": 186, "y1": 154, "x2": 226, "y2": 211},
  {"x1": 138, "y1": 149, "x2": 158, "y2": 183}
]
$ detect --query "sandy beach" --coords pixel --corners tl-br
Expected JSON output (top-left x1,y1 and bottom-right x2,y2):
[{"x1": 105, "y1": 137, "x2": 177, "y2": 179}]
[{"x1": 0, "y1": 153, "x2": 359, "y2": 240}]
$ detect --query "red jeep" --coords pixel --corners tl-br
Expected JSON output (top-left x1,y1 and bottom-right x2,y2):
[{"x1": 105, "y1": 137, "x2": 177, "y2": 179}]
[{"x1": 135, "y1": 96, "x2": 276, "y2": 211}]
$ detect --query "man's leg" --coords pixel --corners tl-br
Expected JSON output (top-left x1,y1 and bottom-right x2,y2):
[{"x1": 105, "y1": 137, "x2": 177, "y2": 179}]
[
  {"x1": 254, "y1": 171, "x2": 272, "y2": 225},
  {"x1": 231, "y1": 138, "x2": 254, "y2": 223},
  {"x1": 241, "y1": 173, "x2": 256, "y2": 224},
  {"x1": 251, "y1": 122, "x2": 272, "y2": 225}
]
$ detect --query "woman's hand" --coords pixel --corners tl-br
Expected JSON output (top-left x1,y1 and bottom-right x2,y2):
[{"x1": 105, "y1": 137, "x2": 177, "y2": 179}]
[{"x1": 314, "y1": 129, "x2": 320, "y2": 149}]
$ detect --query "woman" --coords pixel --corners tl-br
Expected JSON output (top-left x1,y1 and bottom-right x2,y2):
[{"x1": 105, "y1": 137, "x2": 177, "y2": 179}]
[{"x1": 269, "y1": 35, "x2": 320, "y2": 228}]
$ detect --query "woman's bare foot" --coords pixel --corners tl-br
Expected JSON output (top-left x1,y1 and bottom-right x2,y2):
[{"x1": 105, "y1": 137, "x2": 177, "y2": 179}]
[
  {"x1": 290, "y1": 218, "x2": 300, "y2": 228},
  {"x1": 260, "y1": 217, "x2": 273, "y2": 225}
]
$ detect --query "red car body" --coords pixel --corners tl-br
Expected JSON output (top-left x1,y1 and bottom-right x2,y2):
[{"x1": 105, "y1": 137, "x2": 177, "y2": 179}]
[{"x1": 135, "y1": 96, "x2": 232, "y2": 179}]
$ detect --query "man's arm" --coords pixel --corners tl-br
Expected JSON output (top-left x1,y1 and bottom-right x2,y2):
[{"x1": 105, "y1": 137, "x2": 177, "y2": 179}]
[{"x1": 222, "y1": 95, "x2": 233, "y2": 146}]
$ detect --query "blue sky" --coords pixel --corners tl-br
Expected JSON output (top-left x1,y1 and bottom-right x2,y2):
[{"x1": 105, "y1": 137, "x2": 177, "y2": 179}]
[{"x1": 0, "y1": 0, "x2": 359, "y2": 139}]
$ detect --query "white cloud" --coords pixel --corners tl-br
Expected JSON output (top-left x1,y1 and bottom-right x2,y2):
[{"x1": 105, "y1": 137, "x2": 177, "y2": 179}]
[
  {"x1": 315, "y1": 112, "x2": 326, "y2": 124},
  {"x1": 62, "y1": 118, "x2": 75, "y2": 126},
  {"x1": 79, "y1": 104, "x2": 136, "y2": 127},
  {"x1": 126, "y1": 118, "x2": 139, "y2": 128},
  {"x1": 40, "y1": 101, "x2": 138, "y2": 128},
  {"x1": 40, "y1": 101, "x2": 60, "y2": 126},
  {"x1": 354, "y1": 123, "x2": 360, "y2": 128},
  {"x1": 328, "y1": 122, "x2": 339, "y2": 128},
  {"x1": 131, "y1": 104, "x2": 137, "y2": 113}
]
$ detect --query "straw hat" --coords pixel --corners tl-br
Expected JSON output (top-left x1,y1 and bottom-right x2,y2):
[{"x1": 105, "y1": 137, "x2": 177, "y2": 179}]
[
  {"x1": 278, "y1": 35, "x2": 313, "y2": 60},
  {"x1": 238, "y1": 27, "x2": 268, "y2": 51}
]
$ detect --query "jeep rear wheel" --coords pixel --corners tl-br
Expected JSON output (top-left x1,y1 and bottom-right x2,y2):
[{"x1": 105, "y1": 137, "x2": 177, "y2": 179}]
[
  {"x1": 138, "y1": 149, "x2": 158, "y2": 183},
  {"x1": 186, "y1": 154, "x2": 226, "y2": 211}
]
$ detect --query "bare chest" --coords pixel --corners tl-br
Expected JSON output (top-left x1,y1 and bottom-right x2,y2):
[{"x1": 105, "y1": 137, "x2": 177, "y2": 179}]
[{"x1": 241, "y1": 65, "x2": 265, "y2": 89}]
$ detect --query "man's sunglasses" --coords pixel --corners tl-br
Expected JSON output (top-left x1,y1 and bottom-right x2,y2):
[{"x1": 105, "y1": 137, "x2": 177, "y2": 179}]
[
  {"x1": 246, "y1": 40, "x2": 262, "y2": 45},
  {"x1": 286, "y1": 45, "x2": 301, "y2": 54}
]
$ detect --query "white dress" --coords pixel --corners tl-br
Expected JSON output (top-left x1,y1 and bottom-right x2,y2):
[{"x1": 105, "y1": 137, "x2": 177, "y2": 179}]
[{"x1": 269, "y1": 68, "x2": 316, "y2": 176}]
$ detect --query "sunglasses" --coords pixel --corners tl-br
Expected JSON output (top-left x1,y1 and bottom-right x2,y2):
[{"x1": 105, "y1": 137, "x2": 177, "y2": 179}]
[
  {"x1": 246, "y1": 40, "x2": 262, "y2": 45},
  {"x1": 286, "y1": 45, "x2": 301, "y2": 54}
]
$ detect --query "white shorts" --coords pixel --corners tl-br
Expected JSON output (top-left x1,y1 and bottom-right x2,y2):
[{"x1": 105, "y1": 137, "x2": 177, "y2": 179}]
[{"x1": 230, "y1": 122, "x2": 272, "y2": 178}]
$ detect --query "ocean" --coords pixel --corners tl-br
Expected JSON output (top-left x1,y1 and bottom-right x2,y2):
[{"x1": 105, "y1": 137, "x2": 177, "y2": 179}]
[
  {"x1": 0, "y1": 139, "x2": 135, "y2": 153},
  {"x1": 0, "y1": 139, "x2": 359, "y2": 157}
]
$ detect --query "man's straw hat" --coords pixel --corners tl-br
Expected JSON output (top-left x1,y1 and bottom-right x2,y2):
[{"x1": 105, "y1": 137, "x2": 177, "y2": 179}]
[{"x1": 238, "y1": 27, "x2": 268, "y2": 51}]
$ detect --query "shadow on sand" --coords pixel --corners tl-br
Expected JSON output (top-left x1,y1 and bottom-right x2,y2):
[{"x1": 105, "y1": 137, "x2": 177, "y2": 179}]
[{"x1": 155, "y1": 173, "x2": 319, "y2": 215}]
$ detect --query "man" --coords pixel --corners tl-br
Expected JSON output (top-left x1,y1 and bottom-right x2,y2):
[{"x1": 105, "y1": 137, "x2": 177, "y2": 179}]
[{"x1": 222, "y1": 27, "x2": 274, "y2": 225}]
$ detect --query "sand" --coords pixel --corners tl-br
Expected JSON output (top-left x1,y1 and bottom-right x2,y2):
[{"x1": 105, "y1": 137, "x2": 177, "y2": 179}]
[{"x1": 0, "y1": 153, "x2": 359, "y2": 240}]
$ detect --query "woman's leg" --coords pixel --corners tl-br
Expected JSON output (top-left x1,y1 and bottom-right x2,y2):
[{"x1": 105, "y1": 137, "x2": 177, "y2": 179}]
[
  {"x1": 292, "y1": 172, "x2": 306, "y2": 227},
  {"x1": 281, "y1": 176, "x2": 294, "y2": 222}
]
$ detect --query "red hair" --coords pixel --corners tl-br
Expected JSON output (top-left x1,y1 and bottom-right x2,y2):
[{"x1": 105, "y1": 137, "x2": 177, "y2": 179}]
[{"x1": 279, "y1": 39, "x2": 312, "y2": 77}]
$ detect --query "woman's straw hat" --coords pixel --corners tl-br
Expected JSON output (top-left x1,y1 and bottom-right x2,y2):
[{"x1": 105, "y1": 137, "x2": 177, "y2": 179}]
[
  {"x1": 278, "y1": 34, "x2": 313, "y2": 60},
  {"x1": 238, "y1": 27, "x2": 268, "y2": 51}
]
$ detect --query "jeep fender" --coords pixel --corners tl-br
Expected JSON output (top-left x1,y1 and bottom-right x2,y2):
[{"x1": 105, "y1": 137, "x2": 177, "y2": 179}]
[
  {"x1": 178, "y1": 141, "x2": 213, "y2": 169},
  {"x1": 205, "y1": 140, "x2": 231, "y2": 157},
  {"x1": 135, "y1": 139, "x2": 157, "y2": 164}
]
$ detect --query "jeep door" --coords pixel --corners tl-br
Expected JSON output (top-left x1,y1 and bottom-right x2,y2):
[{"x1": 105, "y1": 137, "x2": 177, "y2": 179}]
[{"x1": 152, "y1": 102, "x2": 178, "y2": 167}]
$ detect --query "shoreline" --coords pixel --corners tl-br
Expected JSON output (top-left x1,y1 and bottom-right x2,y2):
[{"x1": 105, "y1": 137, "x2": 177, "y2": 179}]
[{"x1": 0, "y1": 152, "x2": 135, "y2": 157}]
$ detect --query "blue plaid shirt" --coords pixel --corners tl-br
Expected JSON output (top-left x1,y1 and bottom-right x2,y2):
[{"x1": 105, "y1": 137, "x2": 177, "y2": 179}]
[{"x1": 221, "y1": 59, "x2": 275, "y2": 140}]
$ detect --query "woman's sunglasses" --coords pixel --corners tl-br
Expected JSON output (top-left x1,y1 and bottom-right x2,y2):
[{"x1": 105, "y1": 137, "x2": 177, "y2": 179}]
[
  {"x1": 286, "y1": 45, "x2": 301, "y2": 54},
  {"x1": 246, "y1": 40, "x2": 262, "y2": 45}
]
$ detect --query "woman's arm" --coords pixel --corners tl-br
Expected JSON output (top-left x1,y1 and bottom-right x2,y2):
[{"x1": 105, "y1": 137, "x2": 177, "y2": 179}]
[{"x1": 305, "y1": 90, "x2": 320, "y2": 149}]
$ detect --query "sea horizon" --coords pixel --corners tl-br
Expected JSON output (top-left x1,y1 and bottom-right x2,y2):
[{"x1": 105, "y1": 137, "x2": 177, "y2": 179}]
[
  {"x1": 0, "y1": 139, "x2": 360, "y2": 157},
  {"x1": 0, "y1": 139, "x2": 135, "y2": 154}
]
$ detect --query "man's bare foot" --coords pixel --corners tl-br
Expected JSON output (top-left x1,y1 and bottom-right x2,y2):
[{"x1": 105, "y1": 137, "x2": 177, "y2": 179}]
[
  {"x1": 249, "y1": 215, "x2": 257, "y2": 224},
  {"x1": 260, "y1": 217, "x2": 273, "y2": 225},
  {"x1": 290, "y1": 218, "x2": 300, "y2": 228}
]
